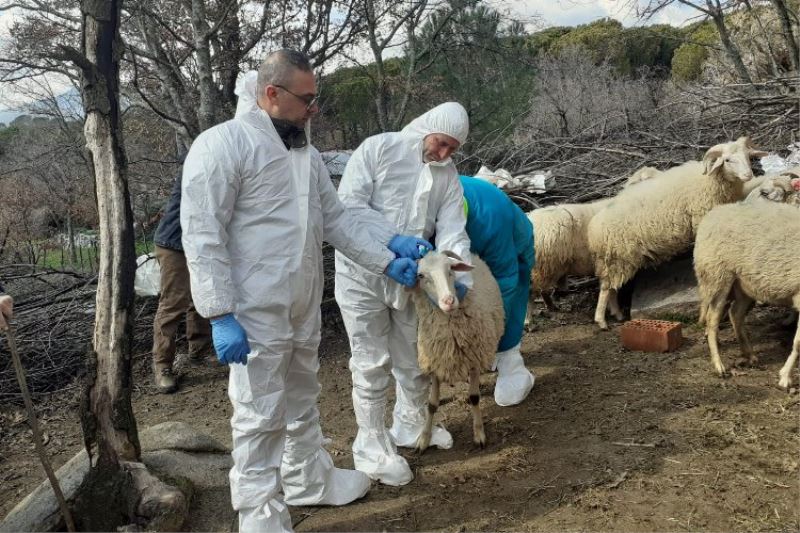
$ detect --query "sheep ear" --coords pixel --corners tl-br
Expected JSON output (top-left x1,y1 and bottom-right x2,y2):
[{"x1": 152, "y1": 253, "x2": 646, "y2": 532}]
[
  {"x1": 450, "y1": 261, "x2": 474, "y2": 272},
  {"x1": 737, "y1": 136, "x2": 768, "y2": 157},
  {"x1": 440, "y1": 250, "x2": 464, "y2": 262},
  {"x1": 441, "y1": 250, "x2": 474, "y2": 270},
  {"x1": 703, "y1": 148, "x2": 724, "y2": 175}
]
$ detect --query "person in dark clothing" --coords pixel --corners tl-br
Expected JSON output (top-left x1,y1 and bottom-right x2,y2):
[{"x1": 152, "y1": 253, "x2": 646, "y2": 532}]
[
  {"x1": 0, "y1": 282, "x2": 12, "y2": 331},
  {"x1": 151, "y1": 162, "x2": 212, "y2": 393}
]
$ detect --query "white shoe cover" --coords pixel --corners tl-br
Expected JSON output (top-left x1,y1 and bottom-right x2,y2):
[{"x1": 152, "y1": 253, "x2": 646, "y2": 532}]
[
  {"x1": 283, "y1": 448, "x2": 370, "y2": 506},
  {"x1": 352, "y1": 396, "x2": 414, "y2": 486},
  {"x1": 390, "y1": 421, "x2": 453, "y2": 450},
  {"x1": 354, "y1": 443, "x2": 413, "y2": 487},
  {"x1": 494, "y1": 345, "x2": 534, "y2": 407},
  {"x1": 239, "y1": 498, "x2": 293, "y2": 533}
]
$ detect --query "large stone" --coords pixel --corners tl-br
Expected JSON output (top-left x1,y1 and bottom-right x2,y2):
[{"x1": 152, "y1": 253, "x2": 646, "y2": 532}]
[
  {"x1": 142, "y1": 450, "x2": 232, "y2": 490},
  {"x1": 1, "y1": 423, "x2": 227, "y2": 532},
  {"x1": 0, "y1": 450, "x2": 89, "y2": 533},
  {"x1": 139, "y1": 421, "x2": 229, "y2": 453},
  {"x1": 630, "y1": 255, "x2": 700, "y2": 319}
]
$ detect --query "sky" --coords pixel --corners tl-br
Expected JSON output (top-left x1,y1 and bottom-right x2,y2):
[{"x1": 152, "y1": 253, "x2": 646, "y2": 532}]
[
  {"x1": 0, "y1": 1, "x2": 699, "y2": 116},
  {"x1": 499, "y1": 0, "x2": 697, "y2": 28}
]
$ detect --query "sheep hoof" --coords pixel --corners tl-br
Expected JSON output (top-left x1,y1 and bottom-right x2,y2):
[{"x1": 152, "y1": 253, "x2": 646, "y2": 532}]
[
  {"x1": 415, "y1": 435, "x2": 431, "y2": 454},
  {"x1": 596, "y1": 321, "x2": 609, "y2": 331},
  {"x1": 717, "y1": 367, "x2": 730, "y2": 379},
  {"x1": 778, "y1": 374, "x2": 792, "y2": 391},
  {"x1": 473, "y1": 433, "x2": 486, "y2": 449}
]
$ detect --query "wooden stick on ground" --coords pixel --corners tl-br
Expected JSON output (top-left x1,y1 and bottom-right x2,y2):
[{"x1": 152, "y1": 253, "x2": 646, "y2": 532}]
[{"x1": 5, "y1": 323, "x2": 77, "y2": 532}]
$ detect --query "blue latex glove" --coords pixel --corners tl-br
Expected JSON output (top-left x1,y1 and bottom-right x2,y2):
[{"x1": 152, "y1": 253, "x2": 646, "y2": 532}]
[
  {"x1": 385, "y1": 257, "x2": 418, "y2": 287},
  {"x1": 454, "y1": 281, "x2": 468, "y2": 302},
  {"x1": 210, "y1": 314, "x2": 250, "y2": 365},
  {"x1": 388, "y1": 235, "x2": 433, "y2": 260}
]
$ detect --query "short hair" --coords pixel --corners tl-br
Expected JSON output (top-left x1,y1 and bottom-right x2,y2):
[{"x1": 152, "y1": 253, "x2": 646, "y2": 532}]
[{"x1": 257, "y1": 49, "x2": 313, "y2": 96}]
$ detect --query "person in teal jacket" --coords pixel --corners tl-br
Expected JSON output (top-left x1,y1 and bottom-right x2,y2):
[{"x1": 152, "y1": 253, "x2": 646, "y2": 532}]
[{"x1": 459, "y1": 175, "x2": 535, "y2": 406}]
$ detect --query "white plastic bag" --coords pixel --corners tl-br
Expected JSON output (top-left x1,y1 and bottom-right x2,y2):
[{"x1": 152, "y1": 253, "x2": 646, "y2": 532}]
[
  {"x1": 760, "y1": 154, "x2": 790, "y2": 175},
  {"x1": 134, "y1": 253, "x2": 161, "y2": 297},
  {"x1": 516, "y1": 170, "x2": 554, "y2": 194}
]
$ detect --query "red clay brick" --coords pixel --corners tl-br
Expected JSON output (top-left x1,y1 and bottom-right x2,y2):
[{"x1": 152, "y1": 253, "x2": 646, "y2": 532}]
[{"x1": 620, "y1": 319, "x2": 683, "y2": 353}]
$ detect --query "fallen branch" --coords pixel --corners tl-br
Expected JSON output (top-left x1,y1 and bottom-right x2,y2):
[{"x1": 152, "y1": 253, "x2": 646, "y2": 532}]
[
  {"x1": 611, "y1": 441, "x2": 657, "y2": 448},
  {"x1": 6, "y1": 323, "x2": 76, "y2": 532}
]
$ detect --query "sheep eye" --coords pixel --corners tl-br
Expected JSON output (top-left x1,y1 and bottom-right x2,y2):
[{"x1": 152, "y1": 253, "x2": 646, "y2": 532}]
[{"x1": 417, "y1": 273, "x2": 424, "y2": 280}]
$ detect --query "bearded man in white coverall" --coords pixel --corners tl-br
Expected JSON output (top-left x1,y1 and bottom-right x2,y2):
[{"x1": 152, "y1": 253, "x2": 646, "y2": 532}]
[
  {"x1": 334, "y1": 102, "x2": 474, "y2": 486},
  {"x1": 180, "y1": 49, "x2": 428, "y2": 532}
]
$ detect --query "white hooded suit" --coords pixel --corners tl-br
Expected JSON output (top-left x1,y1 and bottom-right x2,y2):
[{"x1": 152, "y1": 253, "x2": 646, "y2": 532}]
[
  {"x1": 334, "y1": 103, "x2": 473, "y2": 486},
  {"x1": 181, "y1": 71, "x2": 396, "y2": 532}
]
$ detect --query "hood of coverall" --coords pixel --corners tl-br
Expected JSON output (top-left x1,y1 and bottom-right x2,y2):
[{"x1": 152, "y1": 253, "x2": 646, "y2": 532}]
[
  {"x1": 400, "y1": 102, "x2": 469, "y2": 166},
  {"x1": 235, "y1": 70, "x2": 311, "y2": 146}
]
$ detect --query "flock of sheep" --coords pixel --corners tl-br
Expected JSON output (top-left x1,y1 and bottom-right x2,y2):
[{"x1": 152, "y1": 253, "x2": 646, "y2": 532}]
[
  {"x1": 405, "y1": 136, "x2": 799, "y2": 450},
  {"x1": 526, "y1": 136, "x2": 800, "y2": 389}
]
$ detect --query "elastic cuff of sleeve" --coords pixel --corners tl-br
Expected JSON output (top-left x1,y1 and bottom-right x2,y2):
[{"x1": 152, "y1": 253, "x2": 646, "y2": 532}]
[
  {"x1": 377, "y1": 251, "x2": 394, "y2": 274},
  {"x1": 198, "y1": 302, "x2": 234, "y2": 320}
]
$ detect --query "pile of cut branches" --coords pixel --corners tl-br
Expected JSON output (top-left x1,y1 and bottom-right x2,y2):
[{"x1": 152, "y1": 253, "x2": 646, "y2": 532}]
[
  {"x1": 0, "y1": 264, "x2": 158, "y2": 403},
  {"x1": 464, "y1": 77, "x2": 799, "y2": 211}
]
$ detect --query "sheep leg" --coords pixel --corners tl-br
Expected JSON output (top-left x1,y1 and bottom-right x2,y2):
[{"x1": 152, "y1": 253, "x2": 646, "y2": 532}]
[
  {"x1": 728, "y1": 284, "x2": 757, "y2": 367},
  {"x1": 705, "y1": 291, "x2": 731, "y2": 378},
  {"x1": 542, "y1": 291, "x2": 559, "y2": 312},
  {"x1": 607, "y1": 289, "x2": 624, "y2": 321},
  {"x1": 415, "y1": 375, "x2": 439, "y2": 453},
  {"x1": 594, "y1": 281, "x2": 611, "y2": 330},
  {"x1": 524, "y1": 297, "x2": 535, "y2": 330},
  {"x1": 778, "y1": 304, "x2": 800, "y2": 390},
  {"x1": 469, "y1": 367, "x2": 485, "y2": 448}
]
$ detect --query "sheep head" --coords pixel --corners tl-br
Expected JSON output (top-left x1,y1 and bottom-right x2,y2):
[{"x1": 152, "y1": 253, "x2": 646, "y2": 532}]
[
  {"x1": 758, "y1": 174, "x2": 794, "y2": 202},
  {"x1": 415, "y1": 250, "x2": 473, "y2": 313},
  {"x1": 702, "y1": 137, "x2": 766, "y2": 183}
]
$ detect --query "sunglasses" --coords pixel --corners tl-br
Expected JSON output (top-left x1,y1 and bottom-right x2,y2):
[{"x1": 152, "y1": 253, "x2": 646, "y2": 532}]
[{"x1": 274, "y1": 84, "x2": 319, "y2": 111}]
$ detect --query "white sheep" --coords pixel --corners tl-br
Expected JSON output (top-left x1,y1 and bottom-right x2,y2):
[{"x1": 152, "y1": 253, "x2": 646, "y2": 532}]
[
  {"x1": 525, "y1": 165, "x2": 665, "y2": 317},
  {"x1": 693, "y1": 202, "x2": 800, "y2": 389},
  {"x1": 526, "y1": 199, "x2": 622, "y2": 318},
  {"x1": 744, "y1": 168, "x2": 800, "y2": 206},
  {"x1": 587, "y1": 136, "x2": 767, "y2": 329},
  {"x1": 411, "y1": 250, "x2": 505, "y2": 451}
]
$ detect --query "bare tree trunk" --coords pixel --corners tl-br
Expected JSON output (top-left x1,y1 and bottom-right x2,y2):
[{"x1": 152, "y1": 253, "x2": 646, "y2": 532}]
[
  {"x1": 708, "y1": 1, "x2": 753, "y2": 82},
  {"x1": 770, "y1": 0, "x2": 800, "y2": 71},
  {"x1": 67, "y1": 211, "x2": 77, "y2": 264},
  {"x1": 191, "y1": 0, "x2": 220, "y2": 132},
  {"x1": 60, "y1": 0, "x2": 188, "y2": 530},
  {"x1": 215, "y1": 7, "x2": 242, "y2": 116}
]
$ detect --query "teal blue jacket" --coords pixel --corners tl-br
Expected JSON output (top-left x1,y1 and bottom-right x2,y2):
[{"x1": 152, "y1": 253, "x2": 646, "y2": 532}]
[{"x1": 460, "y1": 176, "x2": 534, "y2": 351}]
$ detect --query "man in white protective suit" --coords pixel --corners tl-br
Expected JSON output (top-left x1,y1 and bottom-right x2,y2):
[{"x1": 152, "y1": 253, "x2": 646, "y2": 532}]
[
  {"x1": 180, "y1": 49, "x2": 430, "y2": 532},
  {"x1": 334, "y1": 102, "x2": 474, "y2": 486}
]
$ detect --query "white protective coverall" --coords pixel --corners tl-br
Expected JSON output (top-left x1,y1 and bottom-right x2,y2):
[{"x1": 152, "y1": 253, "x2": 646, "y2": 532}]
[
  {"x1": 334, "y1": 103, "x2": 473, "y2": 486},
  {"x1": 181, "y1": 72, "x2": 397, "y2": 532}
]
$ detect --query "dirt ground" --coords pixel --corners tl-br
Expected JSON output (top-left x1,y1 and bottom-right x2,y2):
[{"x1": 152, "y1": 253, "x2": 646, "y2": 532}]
[{"x1": 1, "y1": 293, "x2": 798, "y2": 532}]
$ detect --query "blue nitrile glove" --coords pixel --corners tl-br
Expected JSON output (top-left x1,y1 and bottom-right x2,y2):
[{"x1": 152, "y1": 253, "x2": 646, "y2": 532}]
[
  {"x1": 454, "y1": 281, "x2": 468, "y2": 302},
  {"x1": 210, "y1": 314, "x2": 250, "y2": 365},
  {"x1": 385, "y1": 257, "x2": 418, "y2": 287},
  {"x1": 388, "y1": 235, "x2": 433, "y2": 260}
]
